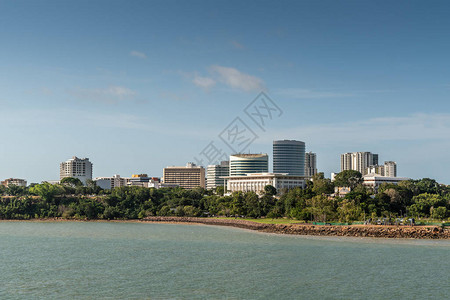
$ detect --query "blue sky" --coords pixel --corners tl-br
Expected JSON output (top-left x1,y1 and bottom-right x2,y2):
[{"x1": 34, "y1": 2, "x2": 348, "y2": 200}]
[{"x1": 1, "y1": 0, "x2": 450, "y2": 184}]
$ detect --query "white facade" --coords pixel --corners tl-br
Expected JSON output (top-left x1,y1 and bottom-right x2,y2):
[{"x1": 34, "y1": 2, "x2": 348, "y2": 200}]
[
  {"x1": 1, "y1": 178, "x2": 27, "y2": 187},
  {"x1": 362, "y1": 174, "x2": 408, "y2": 191},
  {"x1": 206, "y1": 161, "x2": 229, "y2": 190},
  {"x1": 94, "y1": 175, "x2": 128, "y2": 190},
  {"x1": 341, "y1": 152, "x2": 378, "y2": 175},
  {"x1": 365, "y1": 161, "x2": 397, "y2": 177},
  {"x1": 60, "y1": 156, "x2": 93, "y2": 185},
  {"x1": 224, "y1": 173, "x2": 306, "y2": 194}
]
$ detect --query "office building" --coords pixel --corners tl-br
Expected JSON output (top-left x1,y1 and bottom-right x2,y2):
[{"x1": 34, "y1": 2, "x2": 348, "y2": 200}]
[
  {"x1": 224, "y1": 173, "x2": 306, "y2": 194},
  {"x1": 206, "y1": 161, "x2": 229, "y2": 190},
  {"x1": 305, "y1": 152, "x2": 317, "y2": 178},
  {"x1": 1, "y1": 178, "x2": 27, "y2": 187},
  {"x1": 362, "y1": 174, "x2": 408, "y2": 192},
  {"x1": 60, "y1": 156, "x2": 93, "y2": 185},
  {"x1": 229, "y1": 154, "x2": 268, "y2": 177},
  {"x1": 163, "y1": 163, "x2": 205, "y2": 189},
  {"x1": 273, "y1": 140, "x2": 305, "y2": 176}
]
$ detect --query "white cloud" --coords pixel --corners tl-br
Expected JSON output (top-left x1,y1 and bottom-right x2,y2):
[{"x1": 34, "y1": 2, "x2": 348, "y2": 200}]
[
  {"x1": 130, "y1": 50, "x2": 147, "y2": 59},
  {"x1": 68, "y1": 86, "x2": 137, "y2": 104},
  {"x1": 275, "y1": 88, "x2": 354, "y2": 99},
  {"x1": 192, "y1": 74, "x2": 216, "y2": 90},
  {"x1": 210, "y1": 65, "x2": 265, "y2": 92}
]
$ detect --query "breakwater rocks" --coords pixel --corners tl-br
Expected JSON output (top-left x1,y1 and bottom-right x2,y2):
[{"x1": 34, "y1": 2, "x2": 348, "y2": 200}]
[{"x1": 142, "y1": 217, "x2": 450, "y2": 239}]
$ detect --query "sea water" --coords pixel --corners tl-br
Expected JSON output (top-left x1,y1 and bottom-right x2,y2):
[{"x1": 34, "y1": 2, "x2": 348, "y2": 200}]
[{"x1": 0, "y1": 221, "x2": 449, "y2": 299}]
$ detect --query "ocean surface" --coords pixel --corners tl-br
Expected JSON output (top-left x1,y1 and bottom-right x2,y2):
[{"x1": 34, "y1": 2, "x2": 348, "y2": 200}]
[{"x1": 0, "y1": 221, "x2": 449, "y2": 299}]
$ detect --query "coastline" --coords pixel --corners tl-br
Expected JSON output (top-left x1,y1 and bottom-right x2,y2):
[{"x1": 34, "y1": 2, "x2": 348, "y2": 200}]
[
  {"x1": 141, "y1": 216, "x2": 450, "y2": 239},
  {"x1": 1, "y1": 217, "x2": 448, "y2": 239}
]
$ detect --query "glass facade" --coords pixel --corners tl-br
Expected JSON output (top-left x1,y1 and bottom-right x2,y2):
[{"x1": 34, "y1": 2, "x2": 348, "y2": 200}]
[{"x1": 273, "y1": 140, "x2": 305, "y2": 176}]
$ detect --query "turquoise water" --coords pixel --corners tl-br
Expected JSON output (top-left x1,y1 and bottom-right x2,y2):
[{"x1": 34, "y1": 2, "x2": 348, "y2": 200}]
[{"x1": 0, "y1": 222, "x2": 449, "y2": 299}]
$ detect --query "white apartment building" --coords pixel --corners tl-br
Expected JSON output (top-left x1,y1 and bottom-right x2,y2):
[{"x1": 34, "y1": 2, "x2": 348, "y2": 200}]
[
  {"x1": 341, "y1": 152, "x2": 378, "y2": 175},
  {"x1": 60, "y1": 156, "x2": 93, "y2": 185},
  {"x1": 224, "y1": 173, "x2": 306, "y2": 194},
  {"x1": 366, "y1": 161, "x2": 397, "y2": 177},
  {"x1": 1, "y1": 178, "x2": 27, "y2": 187},
  {"x1": 305, "y1": 152, "x2": 317, "y2": 178}
]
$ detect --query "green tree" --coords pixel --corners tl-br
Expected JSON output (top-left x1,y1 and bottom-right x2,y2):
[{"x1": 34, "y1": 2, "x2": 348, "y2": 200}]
[
  {"x1": 333, "y1": 170, "x2": 363, "y2": 189},
  {"x1": 311, "y1": 173, "x2": 334, "y2": 195},
  {"x1": 264, "y1": 185, "x2": 277, "y2": 196},
  {"x1": 60, "y1": 177, "x2": 83, "y2": 187}
]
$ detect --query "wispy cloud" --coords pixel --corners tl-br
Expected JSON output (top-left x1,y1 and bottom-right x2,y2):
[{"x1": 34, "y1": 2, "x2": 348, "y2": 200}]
[
  {"x1": 68, "y1": 86, "x2": 137, "y2": 104},
  {"x1": 192, "y1": 74, "x2": 216, "y2": 90},
  {"x1": 231, "y1": 40, "x2": 245, "y2": 50},
  {"x1": 210, "y1": 65, "x2": 265, "y2": 92},
  {"x1": 275, "y1": 88, "x2": 354, "y2": 99},
  {"x1": 130, "y1": 50, "x2": 147, "y2": 59}
]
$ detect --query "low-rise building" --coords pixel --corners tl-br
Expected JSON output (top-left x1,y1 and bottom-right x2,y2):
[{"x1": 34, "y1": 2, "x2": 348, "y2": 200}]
[
  {"x1": 94, "y1": 175, "x2": 128, "y2": 190},
  {"x1": 362, "y1": 173, "x2": 408, "y2": 191},
  {"x1": 1, "y1": 178, "x2": 27, "y2": 187},
  {"x1": 206, "y1": 161, "x2": 229, "y2": 190},
  {"x1": 224, "y1": 173, "x2": 306, "y2": 194}
]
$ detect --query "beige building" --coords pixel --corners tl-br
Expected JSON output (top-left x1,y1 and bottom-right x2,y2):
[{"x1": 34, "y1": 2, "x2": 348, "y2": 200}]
[
  {"x1": 1, "y1": 178, "x2": 27, "y2": 187},
  {"x1": 224, "y1": 173, "x2": 306, "y2": 194},
  {"x1": 163, "y1": 163, "x2": 205, "y2": 189}
]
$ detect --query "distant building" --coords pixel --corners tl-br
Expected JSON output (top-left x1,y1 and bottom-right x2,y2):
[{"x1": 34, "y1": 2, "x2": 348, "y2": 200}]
[
  {"x1": 1, "y1": 178, "x2": 27, "y2": 187},
  {"x1": 362, "y1": 174, "x2": 408, "y2": 191},
  {"x1": 94, "y1": 175, "x2": 128, "y2": 190},
  {"x1": 206, "y1": 161, "x2": 229, "y2": 190},
  {"x1": 224, "y1": 173, "x2": 306, "y2": 194},
  {"x1": 60, "y1": 156, "x2": 93, "y2": 185},
  {"x1": 163, "y1": 163, "x2": 205, "y2": 189},
  {"x1": 230, "y1": 154, "x2": 268, "y2": 177},
  {"x1": 384, "y1": 161, "x2": 397, "y2": 177},
  {"x1": 305, "y1": 152, "x2": 317, "y2": 178},
  {"x1": 340, "y1": 152, "x2": 378, "y2": 175},
  {"x1": 273, "y1": 140, "x2": 305, "y2": 176},
  {"x1": 365, "y1": 161, "x2": 397, "y2": 177}
]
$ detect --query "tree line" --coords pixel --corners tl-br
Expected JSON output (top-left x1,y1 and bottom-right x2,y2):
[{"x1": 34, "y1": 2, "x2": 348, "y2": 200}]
[{"x1": 0, "y1": 171, "x2": 449, "y2": 222}]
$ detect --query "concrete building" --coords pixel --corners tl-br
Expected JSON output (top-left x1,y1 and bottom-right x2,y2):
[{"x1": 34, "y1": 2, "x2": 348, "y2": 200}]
[
  {"x1": 163, "y1": 163, "x2": 205, "y2": 189},
  {"x1": 362, "y1": 173, "x2": 408, "y2": 191},
  {"x1": 94, "y1": 175, "x2": 128, "y2": 190},
  {"x1": 384, "y1": 161, "x2": 397, "y2": 177},
  {"x1": 305, "y1": 152, "x2": 317, "y2": 178},
  {"x1": 365, "y1": 161, "x2": 397, "y2": 177},
  {"x1": 1, "y1": 178, "x2": 27, "y2": 187},
  {"x1": 224, "y1": 173, "x2": 306, "y2": 194},
  {"x1": 206, "y1": 160, "x2": 229, "y2": 190},
  {"x1": 60, "y1": 156, "x2": 93, "y2": 185},
  {"x1": 229, "y1": 154, "x2": 268, "y2": 177},
  {"x1": 273, "y1": 140, "x2": 305, "y2": 176},
  {"x1": 340, "y1": 152, "x2": 378, "y2": 175}
]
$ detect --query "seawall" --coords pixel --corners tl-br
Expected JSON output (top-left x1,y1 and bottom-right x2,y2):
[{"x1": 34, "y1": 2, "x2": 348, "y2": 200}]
[{"x1": 142, "y1": 216, "x2": 450, "y2": 239}]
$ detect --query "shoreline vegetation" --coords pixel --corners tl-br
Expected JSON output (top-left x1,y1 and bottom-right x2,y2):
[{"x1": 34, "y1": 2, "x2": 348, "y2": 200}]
[{"x1": 1, "y1": 172, "x2": 450, "y2": 239}]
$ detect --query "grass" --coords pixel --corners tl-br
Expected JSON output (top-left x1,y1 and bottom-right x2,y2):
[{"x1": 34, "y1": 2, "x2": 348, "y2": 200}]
[{"x1": 213, "y1": 217, "x2": 305, "y2": 225}]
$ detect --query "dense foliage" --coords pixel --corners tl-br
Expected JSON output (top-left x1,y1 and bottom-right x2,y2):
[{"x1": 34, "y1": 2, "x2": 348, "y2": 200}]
[{"x1": 1, "y1": 175, "x2": 450, "y2": 221}]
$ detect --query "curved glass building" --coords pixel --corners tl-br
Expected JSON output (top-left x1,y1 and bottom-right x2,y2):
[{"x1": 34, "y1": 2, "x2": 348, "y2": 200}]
[
  {"x1": 229, "y1": 154, "x2": 269, "y2": 176},
  {"x1": 273, "y1": 140, "x2": 305, "y2": 176}
]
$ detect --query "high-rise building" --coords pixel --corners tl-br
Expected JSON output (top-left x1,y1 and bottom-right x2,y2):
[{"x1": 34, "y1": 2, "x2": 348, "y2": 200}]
[
  {"x1": 163, "y1": 162, "x2": 205, "y2": 189},
  {"x1": 60, "y1": 156, "x2": 93, "y2": 185},
  {"x1": 340, "y1": 152, "x2": 378, "y2": 175},
  {"x1": 384, "y1": 161, "x2": 397, "y2": 177},
  {"x1": 273, "y1": 140, "x2": 305, "y2": 176},
  {"x1": 305, "y1": 152, "x2": 317, "y2": 178},
  {"x1": 229, "y1": 154, "x2": 268, "y2": 177},
  {"x1": 206, "y1": 161, "x2": 229, "y2": 190}
]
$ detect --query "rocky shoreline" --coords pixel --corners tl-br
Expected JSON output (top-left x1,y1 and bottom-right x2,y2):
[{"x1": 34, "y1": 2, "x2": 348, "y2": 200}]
[{"x1": 142, "y1": 216, "x2": 450, "y2": 239}]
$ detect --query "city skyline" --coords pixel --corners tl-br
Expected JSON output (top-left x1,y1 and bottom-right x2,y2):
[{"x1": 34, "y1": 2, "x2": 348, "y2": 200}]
[{"x1": 2, "y1": 1, "x2": 450, "y2": 183}]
